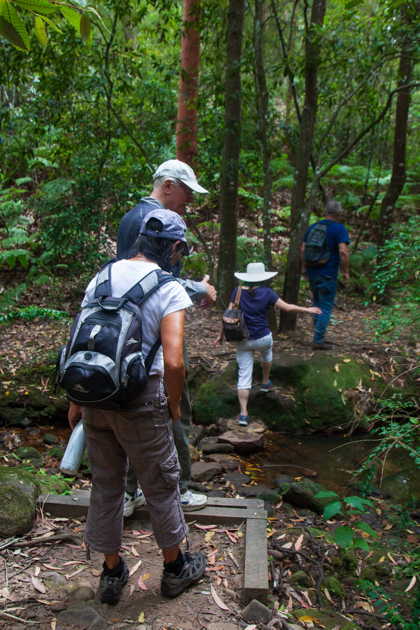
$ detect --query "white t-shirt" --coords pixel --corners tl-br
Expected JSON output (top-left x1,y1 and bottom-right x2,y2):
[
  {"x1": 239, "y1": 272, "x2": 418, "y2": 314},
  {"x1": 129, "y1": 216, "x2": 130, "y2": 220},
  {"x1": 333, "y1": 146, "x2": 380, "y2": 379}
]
[{"x1": 82, "y1": 260, "x2": 192, "y2": 375}]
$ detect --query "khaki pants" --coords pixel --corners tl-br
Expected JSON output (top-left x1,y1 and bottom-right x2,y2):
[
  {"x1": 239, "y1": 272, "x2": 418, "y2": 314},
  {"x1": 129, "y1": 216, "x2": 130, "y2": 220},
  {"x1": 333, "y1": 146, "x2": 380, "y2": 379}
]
[{"x1": 83, "y1": 376, "x2": 188, "y2": 554}]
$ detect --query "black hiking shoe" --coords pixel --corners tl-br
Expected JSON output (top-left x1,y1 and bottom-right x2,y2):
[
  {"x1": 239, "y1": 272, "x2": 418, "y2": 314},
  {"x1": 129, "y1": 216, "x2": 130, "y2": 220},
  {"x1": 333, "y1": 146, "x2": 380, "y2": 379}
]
[
  {"x1": 99, "y1": 558, "x2": 129, "y2": 605},
  {"x1": 161, "y1": 551, "x2": 206, "y2": 598}
]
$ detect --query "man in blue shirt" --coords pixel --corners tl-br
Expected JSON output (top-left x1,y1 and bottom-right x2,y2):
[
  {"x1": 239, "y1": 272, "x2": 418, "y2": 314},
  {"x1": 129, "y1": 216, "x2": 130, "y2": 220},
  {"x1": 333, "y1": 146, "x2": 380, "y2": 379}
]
[
  {"x1": 118, "y1": 159, "x2": 216, "y2": 513},
  {"x1": 302, "y1": 200, "x2": 350, "y2": 349}
]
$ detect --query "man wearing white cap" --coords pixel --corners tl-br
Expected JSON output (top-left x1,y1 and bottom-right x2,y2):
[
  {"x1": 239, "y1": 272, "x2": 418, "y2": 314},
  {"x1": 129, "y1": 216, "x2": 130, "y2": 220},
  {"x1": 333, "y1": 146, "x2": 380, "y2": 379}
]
[{"x1": 117, "y1": 159, "x2": 215, "y2": 513}]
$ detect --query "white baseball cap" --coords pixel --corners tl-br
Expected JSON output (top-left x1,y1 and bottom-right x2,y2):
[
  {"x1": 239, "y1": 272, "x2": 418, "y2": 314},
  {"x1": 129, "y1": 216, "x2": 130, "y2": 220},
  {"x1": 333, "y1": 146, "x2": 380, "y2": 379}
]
[{"x1": 153, "y1": 159, "x2": 208, "y2": 194}]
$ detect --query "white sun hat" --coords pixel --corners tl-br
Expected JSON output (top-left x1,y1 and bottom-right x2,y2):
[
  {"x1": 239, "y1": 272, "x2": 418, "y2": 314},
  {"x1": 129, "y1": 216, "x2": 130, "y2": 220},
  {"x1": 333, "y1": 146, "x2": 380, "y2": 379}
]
[
  {"x1": 153, "y1": 159, "x2": 208, "y2": 194},
  {"x1": 234, "y1": 262, "x2": 278, "y2": 282}
]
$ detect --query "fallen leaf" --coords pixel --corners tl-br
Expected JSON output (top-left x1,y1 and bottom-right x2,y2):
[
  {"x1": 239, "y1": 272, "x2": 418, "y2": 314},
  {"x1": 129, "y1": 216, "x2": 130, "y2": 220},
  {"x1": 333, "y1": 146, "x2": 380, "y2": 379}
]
[
  {"x1": 34, "y1": 566, "x2": 40, "y2": 577},
  {"x1": 228, "y1": 551, "x2": 239, "y2": 569},
  {"x1": 294, "y1": 534, "x2": 304, "y2": 551},
  {"x1": 405, "y1": 576, "x2": 416, "y2": 592},
  {"x1": 31, "y1": 576, "x2": 46, "y2": 593},
  {"x1": 205, "y1": 531, "x2": 215, "y2": 543},
  {"x1": 138, "y1": 611, "x2": 145, "y2": 623},
  {"x1": 137, "y1": 574, "x2": 149, "y2": 591},
  {"x1": 207, "y1": 565, "x2": 225, "y2": 572},
  {"x1": 130, "y1": 545, "x2": 140, "y2": 557},
  {"x1": 334, "y1": 363, "x2": 340, "y2": 372},
  {"x1": 195, "y1": 524, "x2": 217, "y2": 530},
  {"x1": 210, "y1": 584, "x2": 230, "y2": 611},
  {"x1": 342, "y1": 358, "x2": 351, "y2": 363},
  {"x1": 42, "y1": 564, "x2": 63, "y2": 571},
  {"x1": 129, "y1": 559, "x2": 142, "y2": 577},
  {"x1": 323, "y1": 587, "x2": 334, "y2": 603},
  {"x1": 244, "y1": 626, "x2": 257, "y2": 630}
]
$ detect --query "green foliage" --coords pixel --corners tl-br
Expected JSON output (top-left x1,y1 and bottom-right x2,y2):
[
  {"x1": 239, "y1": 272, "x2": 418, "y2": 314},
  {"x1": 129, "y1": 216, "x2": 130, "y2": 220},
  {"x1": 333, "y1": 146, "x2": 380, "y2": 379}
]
[
  {"x1": 354, "y1": 393, "x2": 420, "y2": 494},
  {"x1": 314, "y1": 489, "x2": 377, "y2": 550},
  {"x1": 0, "y1": 181, "x2": 34, "y2": 270},
  {"x1": 369, "y1": 217, "x2": 420, "y2": 340},
  {"x1": 0, "y1": 0, "x2": 96, "y2": 51},
  {"x1": 0, "y1": 304, "x2": 68, "y2": 324},
  {"x1": 236, "y1": 236, "x2": 266, "y2": 270},
  {"x1": 18, "y1": 463, "x2": 73, "y2": 495},
  {"x1": 358, "y1": 580, "x2": 420, "y2": 630}
]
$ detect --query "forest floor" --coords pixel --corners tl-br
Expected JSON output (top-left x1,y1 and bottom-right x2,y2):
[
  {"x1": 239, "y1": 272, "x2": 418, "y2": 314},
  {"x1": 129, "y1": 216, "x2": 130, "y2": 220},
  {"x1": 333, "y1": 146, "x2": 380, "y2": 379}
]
[{"x1": 0, "y1": 286, "x2": 419, "y2": 629}]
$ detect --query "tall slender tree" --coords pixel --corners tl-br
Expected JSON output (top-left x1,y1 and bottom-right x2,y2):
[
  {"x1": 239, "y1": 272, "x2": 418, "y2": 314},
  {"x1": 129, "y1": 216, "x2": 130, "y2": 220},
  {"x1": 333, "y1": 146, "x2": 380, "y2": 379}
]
[
  {"x1": 280, "y1": 0, "x2": 326, "y2": 332},
  {"x1": 217, "y1": 0, "x2": 245, "y2": 301},
  {"x1": 176, "y1": 0, "x2": 201, "y2": 165}
]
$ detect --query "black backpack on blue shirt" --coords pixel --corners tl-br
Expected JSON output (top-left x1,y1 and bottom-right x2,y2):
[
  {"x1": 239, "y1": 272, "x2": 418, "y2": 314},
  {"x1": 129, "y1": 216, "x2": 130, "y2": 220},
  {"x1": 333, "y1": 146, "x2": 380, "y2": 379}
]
[
  {"x1": 57, "y1": 263, "x2": 176, "y2": 409},
  {"x1": 304, "y1": 222, "x2": 330, "y2": 267}
]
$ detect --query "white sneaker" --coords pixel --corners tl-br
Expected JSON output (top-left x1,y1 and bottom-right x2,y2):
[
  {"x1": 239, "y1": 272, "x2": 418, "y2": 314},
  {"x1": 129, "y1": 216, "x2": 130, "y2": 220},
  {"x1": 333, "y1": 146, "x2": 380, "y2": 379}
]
[
  {"x1": 180, "y1": 490, "x2": 207, "y2": 512},
  {"x1": 123, "y1": 489, "x2": 146, "y2": 517}
]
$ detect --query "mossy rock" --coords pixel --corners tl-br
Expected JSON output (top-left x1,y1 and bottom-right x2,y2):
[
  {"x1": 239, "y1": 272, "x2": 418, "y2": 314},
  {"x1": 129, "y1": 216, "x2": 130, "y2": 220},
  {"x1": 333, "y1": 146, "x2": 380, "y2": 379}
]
[
  {"x1": 322, "y1": 575, "x2": 345, "y2": 598},
  {"x1": 0, "y1": 466, "x2": 39, "y2": 536},
  {"x1": 276, "y1": 478, "x2": 332, "y2": 514},
  {"x1": 15, "y1": 446, "x2": 43, "y2": 466},
  {"x1": 192, "y1": 365, "x2": 238, "y2": 425},
  {"x1": 191, "y1": 353, "x2": 376, "y2": 433},
  {"x1": 292, "y1": 608, "x2": 362, "y2": 630}
]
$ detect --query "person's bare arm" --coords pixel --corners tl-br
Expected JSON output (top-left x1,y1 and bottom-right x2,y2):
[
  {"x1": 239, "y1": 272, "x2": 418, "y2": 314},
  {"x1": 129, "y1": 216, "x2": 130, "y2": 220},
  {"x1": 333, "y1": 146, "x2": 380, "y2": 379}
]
[
  {"x1": 274, "y1": 298, "x2": 321, "y2": 316},
  {"x1": 339, "y1": 242, "x2": 350, "y2": 281},
  {"x1": 161, "y1": 310, "x2": 185, "y2": 422}
]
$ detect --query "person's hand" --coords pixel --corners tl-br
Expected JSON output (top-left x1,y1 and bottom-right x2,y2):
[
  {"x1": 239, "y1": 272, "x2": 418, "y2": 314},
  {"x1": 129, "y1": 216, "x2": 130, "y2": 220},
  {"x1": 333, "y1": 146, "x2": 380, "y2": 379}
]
[
  {"x1": 308, "y1": 307, "x2": 322, "y2": 315},
  {"x1": 199, "y1": 274, "x2": 217, "y2": 306},
  {"x1": 68, "y1": 402, "x2": 82, "y2": 429}
]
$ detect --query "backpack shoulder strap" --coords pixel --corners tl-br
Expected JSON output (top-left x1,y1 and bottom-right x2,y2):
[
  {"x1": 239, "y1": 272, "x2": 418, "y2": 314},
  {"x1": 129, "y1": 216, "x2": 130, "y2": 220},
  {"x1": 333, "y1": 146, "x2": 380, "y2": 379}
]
[
  {"x1": 94, "y1": 263, "x2": 113, "y2": 298},
  {"x1": 234, "y1": 286, "x2": 242, "y2": 307},
  {"x1": 123, "y1": 269, "x2": 176, "y2": 306}
]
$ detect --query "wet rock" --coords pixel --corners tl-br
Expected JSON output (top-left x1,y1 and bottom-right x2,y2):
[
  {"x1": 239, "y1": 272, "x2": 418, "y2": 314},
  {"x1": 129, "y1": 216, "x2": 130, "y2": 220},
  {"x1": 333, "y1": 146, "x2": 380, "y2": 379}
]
[
  {"x1": 199, "y1": 437, "x2": 234, "y2": 454},
  {"x1": 43, "y1": 432, "x2": 59, "y2": 445},
  {"x1": 56, "y1": 604, "x2": 107, "y2": 629},
  {"x1": 191, "y1": 461, "x2": 223, "y2": 481},
  {"x1": 218, "y1": 430, "x2": 264, "y2": 454},
  {"x1": 238, "y1": 485, "x2": 281, "y2": 503},
  {"x1": 276, "y1": 478, "x2": 331, "y2": 514},
  {"x1": 206, "y1": 454, "x2": 239, "y2": 471},
  {"x1": 0, "y1": 466, "x2": 39, "y2": 536},
  {"x1": 15, "y1": 446, "x2": 43, "y2": 466},
  {"x1": 224, "y1": 471, "x2": 250, "y2": 485},
  {"x1": 241, "y1": 599, "x2": 271, "y2": 624}
]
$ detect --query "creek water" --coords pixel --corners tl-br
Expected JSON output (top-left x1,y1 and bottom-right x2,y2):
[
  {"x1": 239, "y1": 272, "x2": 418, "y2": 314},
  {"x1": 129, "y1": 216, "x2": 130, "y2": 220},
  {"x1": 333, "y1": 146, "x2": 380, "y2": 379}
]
[{"x1": 244, "y1": 432, "x2": 420, "y2": 503}]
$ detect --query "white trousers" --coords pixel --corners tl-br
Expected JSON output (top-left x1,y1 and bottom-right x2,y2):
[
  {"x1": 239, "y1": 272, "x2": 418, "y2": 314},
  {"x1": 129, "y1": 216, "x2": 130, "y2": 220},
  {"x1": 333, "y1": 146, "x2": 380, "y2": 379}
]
[{"x1": 235, "y1": 333, "x2": 273, "y2": 390}]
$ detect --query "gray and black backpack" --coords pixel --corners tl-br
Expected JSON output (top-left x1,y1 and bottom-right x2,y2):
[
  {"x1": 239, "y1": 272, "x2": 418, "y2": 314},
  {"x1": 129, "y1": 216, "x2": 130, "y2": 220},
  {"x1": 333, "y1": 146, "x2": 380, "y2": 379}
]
[
  {"x1": 304, "y1": 222, "x2": 330, "y2": 266},
  {"x1": 57, "y1": 263, "x2": 175, "y2": 409}
]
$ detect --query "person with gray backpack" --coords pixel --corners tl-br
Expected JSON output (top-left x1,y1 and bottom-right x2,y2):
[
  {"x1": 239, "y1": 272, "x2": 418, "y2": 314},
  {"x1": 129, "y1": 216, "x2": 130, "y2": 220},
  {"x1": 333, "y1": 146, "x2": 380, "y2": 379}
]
[
  {"x1": 65, "y1": 210, "x2": 206, "y2": 604},
  {"x1": 302, "y1": 200, "x2": 350, "y2": 350}
]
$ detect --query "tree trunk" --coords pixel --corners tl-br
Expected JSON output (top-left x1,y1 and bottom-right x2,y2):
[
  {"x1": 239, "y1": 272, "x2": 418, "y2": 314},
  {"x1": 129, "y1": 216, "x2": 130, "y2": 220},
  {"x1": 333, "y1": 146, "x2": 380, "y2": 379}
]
[
  {"x1": 253, "y1": 0, "x2": 272, "y2": 267},
  {"x1": 217, "y1": 0, "x2": 245, "y2": 302},
  {"x1": 176, "y1": 0, "x2": 200, "y2": 165},
  {"x1": 279, "y1": 0, "x2": 326, "y2": 332},
  {"x1": 376, "y1": 25, "x2": 413, "y2": 304}
]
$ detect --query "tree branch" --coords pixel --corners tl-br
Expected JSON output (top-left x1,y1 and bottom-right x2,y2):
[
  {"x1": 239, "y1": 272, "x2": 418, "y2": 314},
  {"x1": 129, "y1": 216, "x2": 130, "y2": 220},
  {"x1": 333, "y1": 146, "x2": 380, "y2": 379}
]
[{"x1": 316, "y1": 82, "x2": 420, "y2": 181}]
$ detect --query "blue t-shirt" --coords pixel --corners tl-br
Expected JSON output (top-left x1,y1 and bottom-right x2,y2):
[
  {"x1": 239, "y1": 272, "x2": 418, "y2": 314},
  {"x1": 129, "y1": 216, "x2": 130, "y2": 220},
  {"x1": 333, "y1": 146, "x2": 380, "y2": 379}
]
[
  {"x1": 117, "y1": 197, "x2": 163, "y2": 260},
  {"x1": 230, "y1": 286, "x2": 278, "y2": 340},
  {"x1": 304, "y1": 219, "x2": 350, "y2": 279}
]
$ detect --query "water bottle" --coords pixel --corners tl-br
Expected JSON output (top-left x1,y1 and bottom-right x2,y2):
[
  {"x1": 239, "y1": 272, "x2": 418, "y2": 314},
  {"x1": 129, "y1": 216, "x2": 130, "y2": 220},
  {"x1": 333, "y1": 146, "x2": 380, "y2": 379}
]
[{"x1": 60, "y1": 420, "x2": 86, "y2": 475}]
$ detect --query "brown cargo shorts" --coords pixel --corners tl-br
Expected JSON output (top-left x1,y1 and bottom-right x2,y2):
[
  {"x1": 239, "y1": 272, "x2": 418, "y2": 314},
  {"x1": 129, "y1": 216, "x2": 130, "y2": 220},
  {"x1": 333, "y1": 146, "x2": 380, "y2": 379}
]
[{"x1": 83, "y1": 375, "x2": 188, "y2": 554}]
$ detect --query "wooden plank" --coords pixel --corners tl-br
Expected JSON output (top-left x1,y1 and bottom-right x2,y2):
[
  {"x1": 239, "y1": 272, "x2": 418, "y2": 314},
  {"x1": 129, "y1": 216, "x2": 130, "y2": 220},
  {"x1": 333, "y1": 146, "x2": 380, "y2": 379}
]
[
  {"x1": 242, "y1": 516, "x2": 269, "y2": 603},
  {"x1": 38, "y1": 492, "x2": 266, "y2": 524}
]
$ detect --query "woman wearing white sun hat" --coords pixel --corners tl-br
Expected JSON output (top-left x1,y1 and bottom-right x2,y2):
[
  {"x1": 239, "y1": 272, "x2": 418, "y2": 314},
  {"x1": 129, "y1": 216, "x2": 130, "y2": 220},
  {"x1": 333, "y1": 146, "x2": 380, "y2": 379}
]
[{"x1": 218, "y1": 262, "x2": 321, "y2": 426}]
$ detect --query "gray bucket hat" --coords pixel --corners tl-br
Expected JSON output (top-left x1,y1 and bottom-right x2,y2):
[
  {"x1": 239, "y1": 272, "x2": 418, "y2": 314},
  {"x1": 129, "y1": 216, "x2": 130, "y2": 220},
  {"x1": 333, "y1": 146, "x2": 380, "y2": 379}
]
[
  {"x1": 234, "y1": 262, "x2": 278, "y2": 282},
  {"x1": 140, "y1": 209, "x2": 189, "y2": 253}
]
